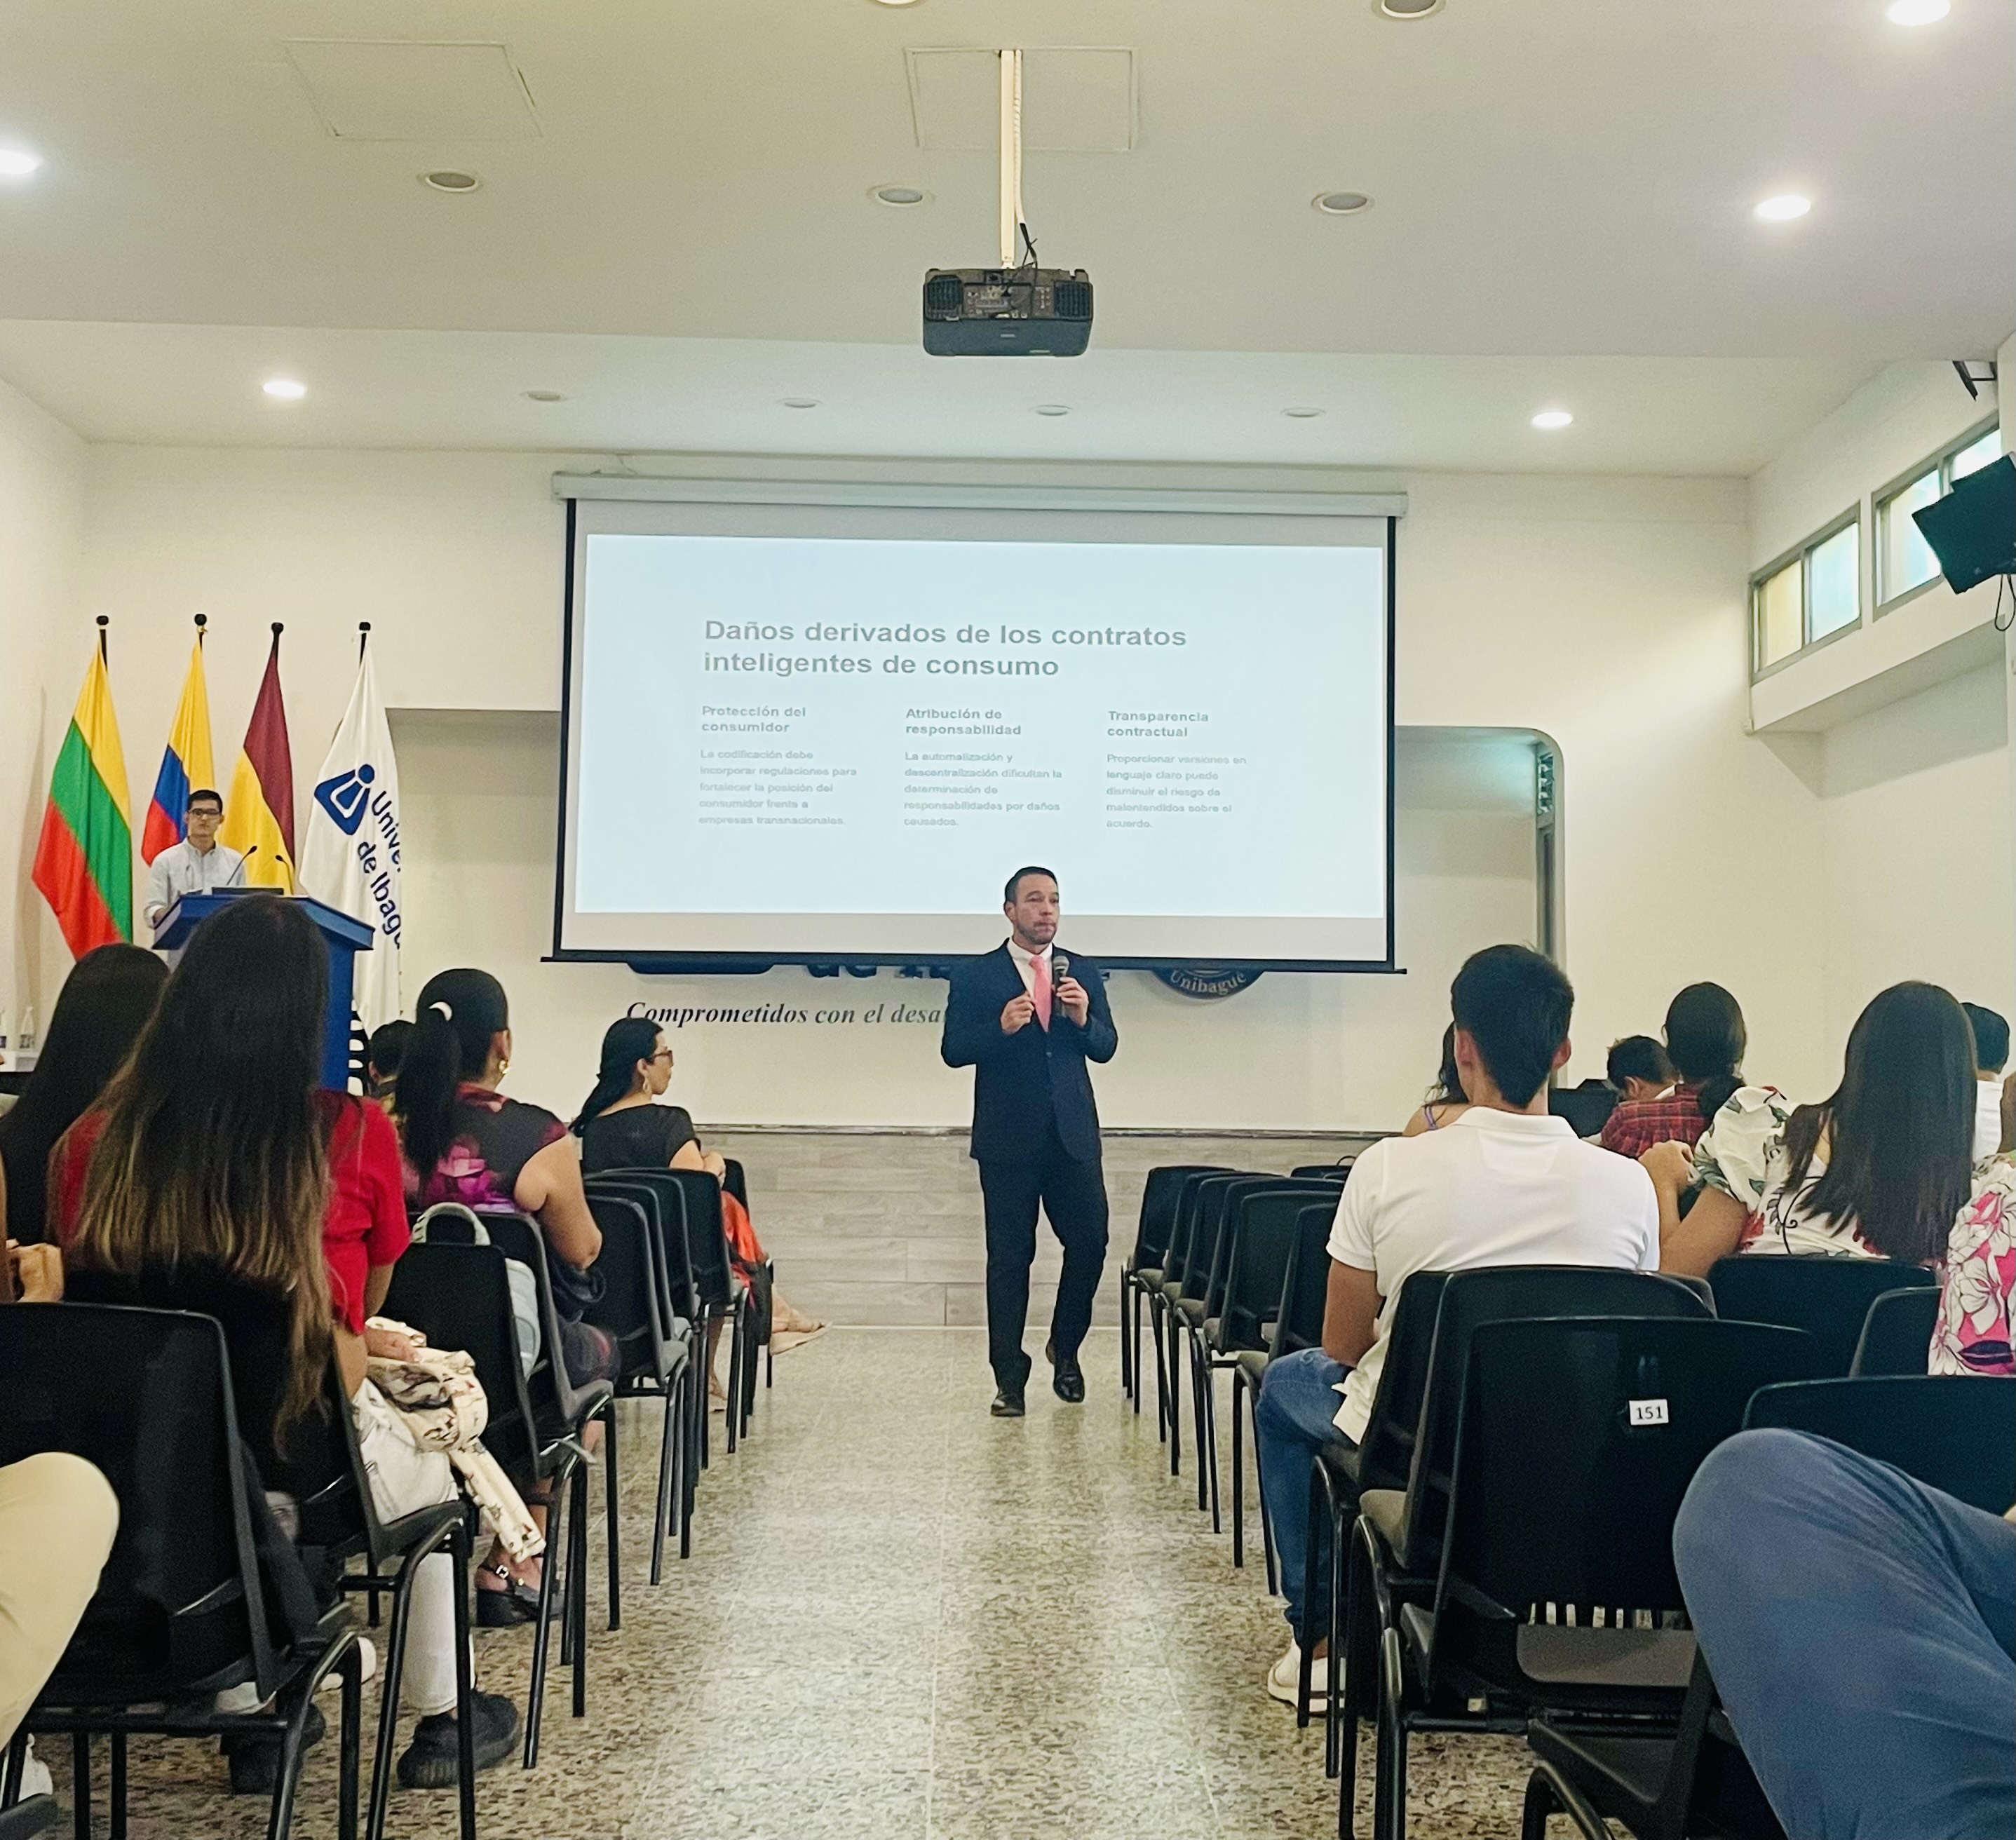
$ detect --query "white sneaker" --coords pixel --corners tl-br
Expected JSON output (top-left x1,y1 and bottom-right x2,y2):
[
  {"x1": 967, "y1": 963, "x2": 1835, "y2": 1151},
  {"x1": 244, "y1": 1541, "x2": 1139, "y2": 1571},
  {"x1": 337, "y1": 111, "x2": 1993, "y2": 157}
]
[
  {"x1": 17, "y1": 1738, "x2": 53, "y2": 1799},
  {"x1": 1266, "y1": 1642, "x2": 1329, "y2": 1709}
]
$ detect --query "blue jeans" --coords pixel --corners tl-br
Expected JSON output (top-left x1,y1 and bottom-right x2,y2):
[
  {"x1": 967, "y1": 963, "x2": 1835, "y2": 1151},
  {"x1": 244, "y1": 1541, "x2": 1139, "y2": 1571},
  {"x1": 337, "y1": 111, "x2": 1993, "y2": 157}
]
[
  {"x1": 1676, "y1": 1429, "x2": 2016, "y2": 1840},
  {"x1": 1255, "y1": 1346, "x2": 1356, "y2": 1644}
]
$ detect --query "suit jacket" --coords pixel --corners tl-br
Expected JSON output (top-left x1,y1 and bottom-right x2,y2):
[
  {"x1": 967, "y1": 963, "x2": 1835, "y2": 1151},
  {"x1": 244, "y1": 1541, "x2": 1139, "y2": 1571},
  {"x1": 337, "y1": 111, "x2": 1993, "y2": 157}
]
[{"x1": 941, "y1": 943, "x2": 1118, "y2": 1165}]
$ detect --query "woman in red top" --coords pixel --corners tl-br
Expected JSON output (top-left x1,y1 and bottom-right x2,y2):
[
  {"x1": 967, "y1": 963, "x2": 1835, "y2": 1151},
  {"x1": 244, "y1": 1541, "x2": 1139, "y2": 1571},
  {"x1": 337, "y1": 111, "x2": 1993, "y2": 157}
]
[{"x1": 47, "y1": 895, "x2": 519, "y2": 1791}]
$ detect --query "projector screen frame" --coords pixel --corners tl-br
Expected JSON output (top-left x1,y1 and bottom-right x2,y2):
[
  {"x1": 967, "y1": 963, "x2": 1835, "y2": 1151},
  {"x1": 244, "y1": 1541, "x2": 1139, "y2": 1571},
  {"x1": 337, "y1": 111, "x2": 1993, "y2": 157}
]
[{"x1": 549, "y1": 492, "x2": 1399, "y2": 976}]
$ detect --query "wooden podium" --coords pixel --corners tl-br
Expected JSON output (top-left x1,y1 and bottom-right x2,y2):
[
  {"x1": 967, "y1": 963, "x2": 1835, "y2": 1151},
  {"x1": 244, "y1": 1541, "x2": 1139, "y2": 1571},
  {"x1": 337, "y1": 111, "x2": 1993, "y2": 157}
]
[{"x1": 154, "y1": 890, "x2": 376, "y2": 1090}]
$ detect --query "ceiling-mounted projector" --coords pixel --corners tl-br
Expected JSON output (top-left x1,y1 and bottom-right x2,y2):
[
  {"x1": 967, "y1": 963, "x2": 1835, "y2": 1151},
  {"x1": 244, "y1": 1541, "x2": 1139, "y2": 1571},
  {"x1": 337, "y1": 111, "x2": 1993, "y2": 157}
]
[
  {"x1": 922, "y1": 268, "x2": 1093, "y2": 356},
  {"x1": 922, "y1": 48, "x2": 1092, "y2": 357}
]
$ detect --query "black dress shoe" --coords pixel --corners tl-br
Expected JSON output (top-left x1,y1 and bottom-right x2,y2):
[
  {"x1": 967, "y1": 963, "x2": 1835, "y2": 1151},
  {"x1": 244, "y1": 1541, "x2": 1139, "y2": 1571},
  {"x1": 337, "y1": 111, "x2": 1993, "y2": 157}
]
[
  {"x1": 990, "y1": 1386, "x2": 1026, "y2": 1417},
  {"x1": 1049, "y1": 1351, "x2": 1086, "y2": 1404}
]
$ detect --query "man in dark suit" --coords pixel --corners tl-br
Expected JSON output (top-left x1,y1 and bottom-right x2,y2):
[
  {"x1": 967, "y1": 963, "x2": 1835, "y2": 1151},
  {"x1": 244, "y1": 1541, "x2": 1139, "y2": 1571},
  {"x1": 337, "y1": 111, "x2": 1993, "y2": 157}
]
[{"x1": 941, "y1": 865, "x2": 1118, "y2": 1416}]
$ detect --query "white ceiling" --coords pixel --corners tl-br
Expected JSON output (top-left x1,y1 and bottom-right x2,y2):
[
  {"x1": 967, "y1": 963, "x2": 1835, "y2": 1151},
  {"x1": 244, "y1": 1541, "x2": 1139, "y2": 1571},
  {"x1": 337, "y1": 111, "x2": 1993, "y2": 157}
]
[{"x1": 0, "y1": 0, "x2": 2006, "y2": 468}]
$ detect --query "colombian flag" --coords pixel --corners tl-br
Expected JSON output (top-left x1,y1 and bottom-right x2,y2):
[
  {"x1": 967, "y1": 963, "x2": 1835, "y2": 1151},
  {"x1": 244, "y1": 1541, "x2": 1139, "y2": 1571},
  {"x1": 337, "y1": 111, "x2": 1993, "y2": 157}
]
[
  {"x1": 32, "y1": 640, "x2": 134, "y2": 956},
  {"x1": 219, "y1": 625, "x2": 297, "y2": 891},
  {"x1": 141, "y1": 635, "x2": 216, "y2": 863}
]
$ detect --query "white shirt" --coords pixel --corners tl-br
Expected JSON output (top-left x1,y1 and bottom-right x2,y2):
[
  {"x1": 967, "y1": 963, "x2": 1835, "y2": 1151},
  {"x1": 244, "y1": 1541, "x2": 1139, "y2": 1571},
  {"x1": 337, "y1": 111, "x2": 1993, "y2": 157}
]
[
  {"x1": 1327, "y1": 1107, "x2": 1661, "y2": 1441},
  {"x1": 1004, "y1": 935, "x2": 1055, "y2": 997},
  {"x1": 1977, "y1": 1077, "x2": 2007, "y2": 1163},
  {"x1": 144, "y1": 838, "x2": 246, "y2": 929}
]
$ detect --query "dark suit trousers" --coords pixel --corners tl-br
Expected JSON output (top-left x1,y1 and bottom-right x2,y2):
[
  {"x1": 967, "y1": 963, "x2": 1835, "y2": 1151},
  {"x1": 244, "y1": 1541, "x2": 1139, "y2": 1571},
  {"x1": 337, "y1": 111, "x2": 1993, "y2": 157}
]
[{"x1": 977, "y1": 1120, "x2": 1109, "y2": 1388}]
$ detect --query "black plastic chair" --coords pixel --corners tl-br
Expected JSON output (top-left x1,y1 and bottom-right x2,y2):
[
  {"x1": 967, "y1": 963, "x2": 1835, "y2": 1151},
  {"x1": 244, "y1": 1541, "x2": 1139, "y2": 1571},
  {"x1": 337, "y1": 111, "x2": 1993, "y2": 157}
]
[
  {"x1": 1744, "y1": 1374, "x2": 2016, "y2": 1513},
  {"x1": 1292, "y1": 1163, "x2": 1356, "y2": 1181},
  {"x1": 1333, "y1": 1266, "x2": 1717, "y2": 1825},
  {"x1": 1222, "y1": 1180, "x2": 1351, "y2": 1574},
  {"x1": 381, "y1": 1240, "x2": 590, "y2": 1768},
  {"x1": 1368, "y1": 1316, "x2": 1818, "y2": 1840},
  {"x1": 1149, "y1": 1170, "x2": 1246, "y2": 1469},
  {"x1": 1848, "y1": 1286, "x2": 1940, "y2": 1376},
  {"x1": 650, "y1": 1168, "x2": 757, "y2": 1453},
  {"x1": 0, "y1": 1305, "x2": 364, "y2": 1840},
  {"x1": 583, "y1": 1189, "x2": 694, "y2": 1584},
  {"x1": 0, "y1": 1798, "x2": 57, "y2": 1839},
  {"x1": 1548, "y1": 1078, "x2": 1619, "y2": 1139},
  {"x1": 1119, "y1": 1165, "x2": 1225, "y2": 1409},
  {"x1": 587, "y1": 1175, "x2": 705, "y2": 1556},
  {"x1": 1707, "y1": 1254, "x2": 1935, "y2": 1376}
]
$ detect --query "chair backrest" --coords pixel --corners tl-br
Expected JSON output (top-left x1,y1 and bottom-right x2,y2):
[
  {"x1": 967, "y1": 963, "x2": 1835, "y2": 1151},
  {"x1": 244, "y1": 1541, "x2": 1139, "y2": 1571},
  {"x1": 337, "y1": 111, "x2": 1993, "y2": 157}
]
[
  {"x1": 1130, "y1": 1164, "x2": 1227, "y2": 1268},
  {"x1": 1353, "y1": 1270, "x2": 1452, "y2": 1494},
  {"x1": 1268, "y1": 1199, "x2": 1341, "y2": 1359},
  {"x1": 1397, "y1": 1265, "x2": 1714, "y2": 1568},
  {"x1": 654, "y1": 1167, "x2": 738, "y2": 1308},
  {"x1": 1848, "y1": 1286, "x2": 1940, "y2": 1377},
  {"x1": 1291, "y1": 1161, "x2": 1356, "y2": 1182},
  {"x1": 481, "y1": 1212, "x2": 606, "y2": 1423},
  {"x1": 1445, "y1": 1317, "x2": 1818, "y2": 1632},
  {"x1": 1186, "y1": 1175, "x2": 1299, "y2": 1313},
  {"x1": 1548, "y1": 1078, "x2": 1619, "y2": 1139},
  {"x1": 582, "y1": 1189, "x2": 673, "y2": 1381},
  {"x1": 1203, "y1": 1179, "x2": 1339, "y2": 1325},
  {"x1": 588, "y1": 1174, "x2": 700, "y2": 1321},
  {"x1": 720, "y1": 1157, "x2": 749, "y2": 1209},
  {"x1": 0, "y1": 1304, "x2": 278, "y2": 1704},
  {"x1": 382, "y1": 1240, "x2": 544, "y2": 1480},
  {"x1": 1169, "y1": 1173, "x2": 1245, "y2": 1300},
  {"x1": 1743, "y1": 1375, "x2": 2016, "y2": 1513},
  {"x1": 1158, "y1": 1168, "x2": 1233, "y2": 1294},
  {"x1": 1709, "y1": 1255, "x2": 1936, "y2": 1376},
  {"x1": 1220, "y1": 1186, "x2": 1339, "y2": 1352}
]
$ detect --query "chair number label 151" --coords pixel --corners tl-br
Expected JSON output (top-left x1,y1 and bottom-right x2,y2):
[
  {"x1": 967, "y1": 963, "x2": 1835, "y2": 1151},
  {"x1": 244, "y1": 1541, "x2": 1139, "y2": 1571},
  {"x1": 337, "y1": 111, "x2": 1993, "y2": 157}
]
[{"x1": 1628, "y1": 1398, "x2": 1670, "y2": 1427}]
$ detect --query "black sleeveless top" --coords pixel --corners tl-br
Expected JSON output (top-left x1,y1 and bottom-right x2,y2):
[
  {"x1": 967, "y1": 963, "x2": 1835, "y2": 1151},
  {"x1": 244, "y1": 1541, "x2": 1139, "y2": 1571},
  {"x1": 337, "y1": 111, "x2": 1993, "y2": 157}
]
[{"x1": 579, "y1": 1104, "x2": 697, "y2": 1175}]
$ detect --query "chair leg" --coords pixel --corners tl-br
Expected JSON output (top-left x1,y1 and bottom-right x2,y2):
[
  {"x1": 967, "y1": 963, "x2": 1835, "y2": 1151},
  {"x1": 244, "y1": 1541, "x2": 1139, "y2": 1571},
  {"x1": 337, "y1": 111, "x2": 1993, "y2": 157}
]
[
  {"x1": 571, "y1": 1460, "x2": 590, "y2": 1720},
  {"x1": 602, "y1": 1399, "x2": 622, "y2": 1631},
  {"x1": 109, "y1": 1732, "x2": 128, "y2": 1840},
  {"x1": 1375, "y1": 1626, "x2": 1409, "y2": 1840},
  {"x1": 266, "y1": 1675, "x2": 330, "y2": 1840},
  {"x1": 1255, "y1": 1384, "x2": 1278, "y2": 1597},
  {"x1": 724, "y1": 1307, "x2": 743, "y2": 1455},
  {"x1": 1200, "y1": 1358, "x2": 1222, "y2": 1533},
  {"x1": 524, "y1": 1458, "x2": 569, "y2": 1768},
  {"x1": 650, "y1": 1379, "x2": 678, "y2": 1585},
  {"x1": 449, "y1": 1524, "x2": 477, "y2": 1840},
  {"x1": 1231, "y1": 1370, "x2": 1246, "y2": 1567},
  {"x1": 1, "y1": 1730, "x2": 25, "y2": 1806},
  {"x1": 1130, "y1": 1282, "x2": 1146, "y2": 1413},
  {"x1": 1522, "y1": 1761, "x2": 1609, "y2": 1840},
  {"x1": 337, "y1": 1639, "x2": 362, "y2": 1840},
  {"x1": 71, "y1": 1733, "x2": 88, "y2": 1840},
  {"x1": 682, "y1": 1367, "x2": 698, "y2": 1558},
  {"x1": 367, "y1": 1552, "x2": 420, "y2": 1836},
  {"x1": 1189, "y1": 1338, "x2": 1210, "y2": 1512}
]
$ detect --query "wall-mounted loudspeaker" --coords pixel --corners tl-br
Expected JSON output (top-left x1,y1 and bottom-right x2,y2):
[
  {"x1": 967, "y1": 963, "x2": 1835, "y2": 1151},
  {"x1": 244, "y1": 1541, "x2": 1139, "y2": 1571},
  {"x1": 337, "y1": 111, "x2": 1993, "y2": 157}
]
[{"x1": 1912, "y1": 454, "x2": 2015, "y2": 594}]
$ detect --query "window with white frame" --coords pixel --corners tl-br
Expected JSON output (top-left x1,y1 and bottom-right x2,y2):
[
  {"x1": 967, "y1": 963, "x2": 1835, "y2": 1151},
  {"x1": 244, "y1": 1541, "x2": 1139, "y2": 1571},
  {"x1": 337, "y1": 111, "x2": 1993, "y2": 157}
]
[
  {"x1": 1752, "y1": 511, "x2": 1861, "y2": 675},
  {"x1": 1876, "y1": 419, "x2": 2003, "y2": 609}
]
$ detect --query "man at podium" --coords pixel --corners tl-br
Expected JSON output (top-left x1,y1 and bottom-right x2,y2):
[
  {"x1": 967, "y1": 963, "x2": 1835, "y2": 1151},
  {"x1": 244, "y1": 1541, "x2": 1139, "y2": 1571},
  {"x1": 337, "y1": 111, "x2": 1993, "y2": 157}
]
[{"x1": 142, "y1": 787, "x2": 245, "y2": 934}]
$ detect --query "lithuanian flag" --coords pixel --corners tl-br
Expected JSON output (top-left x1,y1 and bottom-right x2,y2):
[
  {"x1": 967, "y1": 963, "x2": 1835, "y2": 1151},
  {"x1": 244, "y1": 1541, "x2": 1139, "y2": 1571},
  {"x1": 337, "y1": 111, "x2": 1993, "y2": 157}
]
[
  {"x1": 32, "y1": 637, "x2": 134, "y2": 956},
  {"x1": 219, "y1": 624, "x2": 297, "y2": 891}
]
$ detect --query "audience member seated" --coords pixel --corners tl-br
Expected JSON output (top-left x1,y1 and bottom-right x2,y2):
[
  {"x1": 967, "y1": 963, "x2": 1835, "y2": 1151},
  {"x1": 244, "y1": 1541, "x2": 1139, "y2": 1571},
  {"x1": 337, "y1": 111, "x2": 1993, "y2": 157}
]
[
  {"x1": 0, "y1": 944, "x2": 165, "y2": 1246},
  {"x1": 1253, "y1": 945, "x2": 1659, "y2": 1704},
  {"x1": 45, "y1": 896, "x2": 520, "y2": 1789},
  {"x1": 1675, "y1": 1428, "x2": 2015, "y2": 1840},
  {"x1": 573, "y1": 1018, "x2": 824, "y2": 1381},
  {"x1": 1963, "y1": 1001, "x2": 2012, "y2": 1162},
  {"x1": 1597, "y1": 980, "x2": 1747, "y2": 1159},
  {"x1": 1398, "y1": 1022, "x2": 1468, "y2": 1137},
  {"x1": 1650, "y1": 982, "x2": 2010, "y2": 1287},
  {"x1": 365, "y1": 1017, "x2": 413, "y2": 1109},
  {"x1": 1604, "y1": 1034, "x2": 1675, "y2": 1105},
  {"x1": 394, "y1": 966, "x2": 616, "y2": 1621}
]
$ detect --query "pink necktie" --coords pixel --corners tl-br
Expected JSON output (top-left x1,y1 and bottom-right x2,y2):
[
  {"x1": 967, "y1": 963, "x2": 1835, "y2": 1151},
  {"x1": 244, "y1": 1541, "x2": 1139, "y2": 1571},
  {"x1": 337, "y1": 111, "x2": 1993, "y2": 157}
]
[{"x1": 1030, "y1": 951, "x2": 1053, "y2": 1029}]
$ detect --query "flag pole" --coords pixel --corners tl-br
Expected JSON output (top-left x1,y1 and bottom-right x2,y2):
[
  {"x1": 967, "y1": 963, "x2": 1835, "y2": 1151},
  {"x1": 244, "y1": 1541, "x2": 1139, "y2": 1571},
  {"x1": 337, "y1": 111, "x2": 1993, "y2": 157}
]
[
  {"x1": 194, "y1": 611, "x2": 207, "y2": 648},
  {"x1": 96, "y1": 613, "x2": 108, "y2": 663},
  {"x1": 358, "y1": 620, "x2": 370, "y2": 663}
]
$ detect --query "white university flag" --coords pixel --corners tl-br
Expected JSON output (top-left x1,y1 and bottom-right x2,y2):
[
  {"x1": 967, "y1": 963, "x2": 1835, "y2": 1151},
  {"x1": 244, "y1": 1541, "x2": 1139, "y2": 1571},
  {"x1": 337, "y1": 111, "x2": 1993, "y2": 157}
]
[{"x1": 301, "y1": 647, "x2": 403, "y2": 1035}]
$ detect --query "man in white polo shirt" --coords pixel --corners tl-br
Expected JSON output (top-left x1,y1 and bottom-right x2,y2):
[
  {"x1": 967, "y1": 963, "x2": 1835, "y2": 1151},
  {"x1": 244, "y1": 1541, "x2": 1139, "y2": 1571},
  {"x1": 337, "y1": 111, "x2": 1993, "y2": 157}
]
[{"x1": 1255, "y1": 943, "x2": 1659, "y2": 1705}]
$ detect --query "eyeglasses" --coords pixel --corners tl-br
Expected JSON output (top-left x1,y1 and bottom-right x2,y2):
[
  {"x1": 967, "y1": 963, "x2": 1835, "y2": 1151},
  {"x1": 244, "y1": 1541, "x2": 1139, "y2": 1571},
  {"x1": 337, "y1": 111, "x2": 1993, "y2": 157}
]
[{"x1": 649, "y1": 1049, "x2": 675, "y2": 1065}]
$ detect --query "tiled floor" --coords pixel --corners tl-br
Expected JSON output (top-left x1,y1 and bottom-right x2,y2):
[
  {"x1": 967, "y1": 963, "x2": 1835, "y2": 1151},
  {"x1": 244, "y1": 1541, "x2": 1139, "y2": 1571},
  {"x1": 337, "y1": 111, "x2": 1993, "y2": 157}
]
[{"x1": 40, "y1": 1329, "x2": 1534, "y2": 1839}]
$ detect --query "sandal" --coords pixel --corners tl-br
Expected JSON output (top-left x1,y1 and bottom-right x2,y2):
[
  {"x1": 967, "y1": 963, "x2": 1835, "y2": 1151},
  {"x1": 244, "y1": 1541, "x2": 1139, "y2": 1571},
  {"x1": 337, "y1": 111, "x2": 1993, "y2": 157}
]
[{"x1": 475, "y1": 1560, "x2": 553, "y2": 1626}]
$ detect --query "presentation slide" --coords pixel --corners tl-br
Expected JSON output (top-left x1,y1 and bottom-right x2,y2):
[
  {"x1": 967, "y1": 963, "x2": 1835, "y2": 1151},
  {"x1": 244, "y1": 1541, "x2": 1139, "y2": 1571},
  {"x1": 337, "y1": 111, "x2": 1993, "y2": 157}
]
[{"x1": 559, "y1": 502, "x2": 1391, "y2": 966}]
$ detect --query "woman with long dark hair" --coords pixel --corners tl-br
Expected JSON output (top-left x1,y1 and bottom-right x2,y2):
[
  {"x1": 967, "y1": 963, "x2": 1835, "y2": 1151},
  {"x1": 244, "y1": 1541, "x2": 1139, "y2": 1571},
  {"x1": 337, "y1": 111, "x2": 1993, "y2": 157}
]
[
  {"x1": 47, "y1": 898, "x2": 519, "y2": 1788},
  {"x1": 1400, "y1": 1022, "x2": 1469, "y2": 1137},
  {"x1": 0, "y1": 944, "x2": 165, "y2": 1245},
  {"x1": 574, "y1": 1017, "x2": 823, "y2": 1381},
  {"x1": 1650, "y1": 985, "x2": 2012, "y2": 1325},
  {"x1": 1600, "y1": 981, "x2": 1749, "y2": 1158},
  {"x1": 393, "y1": 968, "x2": 616, "y2": 1618}
]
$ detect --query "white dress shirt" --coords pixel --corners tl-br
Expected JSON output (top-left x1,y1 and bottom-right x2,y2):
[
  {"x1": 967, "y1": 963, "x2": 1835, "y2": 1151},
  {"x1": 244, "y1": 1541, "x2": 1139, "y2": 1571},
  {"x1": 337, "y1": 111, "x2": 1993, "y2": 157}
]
[
  {"x1": 144, "y1": 839, "x2": 246, "y2": 930},
  {"x1": 1977, "y1": 1077, "x2": 2008, "y2": 1163},
  {"x1": 1003, "y1": 934, "x2": 1054, "y2": 996},
  {"x1": 1326, "y1": 1107, "x2": 1661, "y2": 1442}
]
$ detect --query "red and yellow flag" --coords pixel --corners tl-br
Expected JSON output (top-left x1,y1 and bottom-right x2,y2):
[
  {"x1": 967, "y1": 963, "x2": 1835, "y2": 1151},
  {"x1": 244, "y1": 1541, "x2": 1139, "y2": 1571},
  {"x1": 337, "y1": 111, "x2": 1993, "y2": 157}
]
[
  {"x1": 219, "y1": 625, "x2": 297, "y2": 891},
  {"x1": 32, "y1": 637, "x2": 134, "y2": 956}
]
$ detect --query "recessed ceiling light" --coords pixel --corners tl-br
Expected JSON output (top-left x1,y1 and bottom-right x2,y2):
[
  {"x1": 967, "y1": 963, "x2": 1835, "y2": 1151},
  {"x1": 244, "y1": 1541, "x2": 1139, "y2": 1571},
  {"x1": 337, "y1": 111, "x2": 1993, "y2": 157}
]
[
  {"x1": 1886, "y1": 0, "x2": 1949, "y2": 23},
  {"x1": 523, "y1": 390, "x2": 566, "y2": 402},
  {"x1": 1312, "y1": 191, "x2": 1373, "y2": 216},
  {"x1": 1033, "y1": 404, "x2": 1071, "y2": 417},
  {"x1": 262, "y1": 377, "x2": 308, "y2": 401},
  {"x1": 1378, "y1": 0, "x2": 1445, "y2": 17},
  {"x1": 0, "y1": 148, "x2": 41, "y2": 179},
  {"x1": 421, "y1": 170, "x2": 482, "y2": 193},
  {"x1": 1530, "y1": 410, "x2": 1574, "y2": 431},
  {"x1": 872, "y1": 184, "x2": 929, "y2": 208},
  {"x1": 1754, "y1": 193, "x2": 1812, "y2": 222},
  {"x1": 870, "y1": 0, "x2": 926, "y2": 7},
  {"x1": 1283, "y1": 406, "x2": 1325, "y2": 419},
  {"x1": 778, "y1": 397, "x2": 820, "y2": 410}
]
